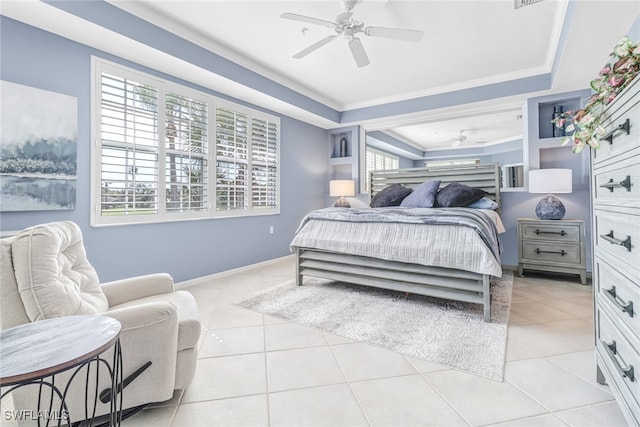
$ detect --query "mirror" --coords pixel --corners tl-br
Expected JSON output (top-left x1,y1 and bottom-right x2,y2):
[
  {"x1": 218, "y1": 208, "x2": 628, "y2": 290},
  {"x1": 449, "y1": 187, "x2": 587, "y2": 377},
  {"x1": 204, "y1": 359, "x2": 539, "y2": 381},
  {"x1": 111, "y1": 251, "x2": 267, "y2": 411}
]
[{"x1": 503, "y1": 163, "x2": 524, "y2": 189}]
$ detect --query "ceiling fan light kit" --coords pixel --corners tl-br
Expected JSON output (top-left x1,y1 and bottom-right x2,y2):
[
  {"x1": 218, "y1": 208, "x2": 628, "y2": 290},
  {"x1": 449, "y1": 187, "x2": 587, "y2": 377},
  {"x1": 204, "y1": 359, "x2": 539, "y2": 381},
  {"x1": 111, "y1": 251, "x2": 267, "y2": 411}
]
[{"x1": 280, "y1": 0, "x2": 424, "y2": 67}]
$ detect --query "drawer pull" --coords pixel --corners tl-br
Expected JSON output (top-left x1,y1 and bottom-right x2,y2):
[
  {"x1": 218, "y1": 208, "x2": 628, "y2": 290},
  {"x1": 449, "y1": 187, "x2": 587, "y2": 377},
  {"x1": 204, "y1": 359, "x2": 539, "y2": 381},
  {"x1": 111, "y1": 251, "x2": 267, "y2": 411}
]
[
  {"x1": 535, "y1": 229, "x2": 567, "y2": 236},
  {"x1": 602, "y1": 118, "x2": 631, "y2": 144},
  {"x1": 601, "y1": 231, "x2": 632, "y2": 252},
  {"x1": 603, "y1": 340, "x2": 635, "y2": 382},
  {"x1": 604, "y1": 286, "x2": 634, "y2": 317},
  {"x1": 534, "y1": 248, "x2": 566, "y2": 256},
  {"x1": 599, "y1": 175, "x2": 632, "y2": 192}
]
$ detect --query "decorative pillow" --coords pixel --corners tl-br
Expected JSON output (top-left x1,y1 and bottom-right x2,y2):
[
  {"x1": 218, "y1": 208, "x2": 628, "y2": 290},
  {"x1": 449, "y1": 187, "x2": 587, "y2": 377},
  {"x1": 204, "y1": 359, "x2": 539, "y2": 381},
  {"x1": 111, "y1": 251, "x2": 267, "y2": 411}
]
[
  {"x1": 400, "y1": 180, "x2": 441, "y2": 208},
  {"x1": 370, "y1": 184, "x2": 413, "y2": 207},
  {"x1": 467, "y1": 196, "x2": 499, "y2": 210},
  {"x1": 11, "y1": 221, "x2": 108, "y2": 321},
  {"x1": 434, "y1": 182, "x2": 488, "y2": 207}
]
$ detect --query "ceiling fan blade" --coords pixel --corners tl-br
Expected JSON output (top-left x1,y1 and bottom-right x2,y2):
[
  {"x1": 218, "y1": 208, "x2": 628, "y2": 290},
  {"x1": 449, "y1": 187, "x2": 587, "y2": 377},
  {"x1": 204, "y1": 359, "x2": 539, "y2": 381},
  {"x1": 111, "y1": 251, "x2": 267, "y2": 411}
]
[
  {"x1": 280, "y1": 12, "x2": 336, "y2": 29},
  {"x1": 365, "y1": 26, "x2": 424, "y2": 42},
  {"x1": 348, "y1": 37, "x2": 370, "y2": 67},
  {"x1": 293, "y1": 35, "x2": 338, "y2": 59}
]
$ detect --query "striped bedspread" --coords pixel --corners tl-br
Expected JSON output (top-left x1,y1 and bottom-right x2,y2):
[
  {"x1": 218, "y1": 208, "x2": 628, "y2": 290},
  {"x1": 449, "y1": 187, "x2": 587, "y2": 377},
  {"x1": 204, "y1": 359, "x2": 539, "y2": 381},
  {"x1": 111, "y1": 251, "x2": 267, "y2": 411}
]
[{"x1": 291, "y1": 207, "x2": 503, "y2": 277}]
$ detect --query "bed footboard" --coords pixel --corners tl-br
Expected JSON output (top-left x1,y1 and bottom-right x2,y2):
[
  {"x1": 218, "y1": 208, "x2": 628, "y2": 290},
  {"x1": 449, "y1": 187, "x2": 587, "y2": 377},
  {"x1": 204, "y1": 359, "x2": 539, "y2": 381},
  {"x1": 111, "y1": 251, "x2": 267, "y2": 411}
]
[{"x1": 296, "y1": 247, "x2": 492, "y2": 322}]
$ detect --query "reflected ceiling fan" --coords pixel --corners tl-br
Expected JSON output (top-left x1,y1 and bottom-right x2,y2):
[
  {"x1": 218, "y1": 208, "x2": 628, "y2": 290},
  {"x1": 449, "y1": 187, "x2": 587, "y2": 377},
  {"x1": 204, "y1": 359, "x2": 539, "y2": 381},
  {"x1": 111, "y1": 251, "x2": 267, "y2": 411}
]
[
  {"x1": 280, "y1": 0, "x2": 424, "y2": 67},
  {"x1": 450, "y1": 130, "x2": 486, "y2": 148}
]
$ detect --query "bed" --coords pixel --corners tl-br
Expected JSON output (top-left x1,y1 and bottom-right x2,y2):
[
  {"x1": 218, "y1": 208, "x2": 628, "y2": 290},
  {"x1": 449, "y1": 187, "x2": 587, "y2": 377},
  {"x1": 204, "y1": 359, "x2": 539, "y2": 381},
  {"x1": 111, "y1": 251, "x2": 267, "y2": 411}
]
[{"x1": 290, "y1": 163, "x2": 503, "y2": 322}]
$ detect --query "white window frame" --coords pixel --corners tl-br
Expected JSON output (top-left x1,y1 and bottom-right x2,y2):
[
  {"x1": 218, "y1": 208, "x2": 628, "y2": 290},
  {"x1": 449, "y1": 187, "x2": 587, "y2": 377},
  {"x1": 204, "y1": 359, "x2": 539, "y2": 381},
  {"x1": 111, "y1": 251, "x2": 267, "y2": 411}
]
[
  {"x1": 364, "y1": 147, "x2": 399, "y2": 193},
  {"x1": 424, "y1": 159, "x2": 479, "y2": 168},
  {"x1": 91, "y1": 57, "x2": 279, "y2": 226}
]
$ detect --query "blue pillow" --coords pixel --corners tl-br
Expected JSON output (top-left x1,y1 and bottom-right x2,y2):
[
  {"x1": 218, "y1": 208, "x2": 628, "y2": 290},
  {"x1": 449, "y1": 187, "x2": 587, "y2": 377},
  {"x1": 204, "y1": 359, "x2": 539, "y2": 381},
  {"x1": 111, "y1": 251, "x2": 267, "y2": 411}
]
[
  {"x1": 400, "y1": 180, "x2": 441, "y2": 208},
  {"x1": 467, "y1": 197, "x2": 499, "y2": 210}
]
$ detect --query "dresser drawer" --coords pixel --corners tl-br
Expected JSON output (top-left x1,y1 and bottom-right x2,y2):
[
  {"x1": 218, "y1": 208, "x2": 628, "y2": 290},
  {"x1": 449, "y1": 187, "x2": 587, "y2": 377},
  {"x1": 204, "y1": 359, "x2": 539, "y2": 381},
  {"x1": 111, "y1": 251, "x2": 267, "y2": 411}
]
[
  {"x1": 593, "y1": 89, "x2": 639, "y2": 166},
  {"x1": 592, "y1": 151, "x2": 640, "y2": 209},
  {"x1": 596, "y1": 308, "x2": 640, "y2": 413},
  {"x1": 594, "y1": 210, "x2": 640, "y2": 272},
  {"x1": 595, "y1": 257, "x2": 640, "y2": 345},
  {"x1": 520, "y1": 222, "x2": 581, "y2": 243},
  {"x1": 521, "y1": 241, "x2": 582, "y2": 265}
]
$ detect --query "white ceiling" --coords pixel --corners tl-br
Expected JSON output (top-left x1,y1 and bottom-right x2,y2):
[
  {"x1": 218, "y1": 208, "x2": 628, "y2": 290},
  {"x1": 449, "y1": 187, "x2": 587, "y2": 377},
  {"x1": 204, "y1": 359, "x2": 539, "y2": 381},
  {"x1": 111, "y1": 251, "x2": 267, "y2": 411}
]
[{"x1": 3, "y1": 0, "x2": 639, "y2": 151}]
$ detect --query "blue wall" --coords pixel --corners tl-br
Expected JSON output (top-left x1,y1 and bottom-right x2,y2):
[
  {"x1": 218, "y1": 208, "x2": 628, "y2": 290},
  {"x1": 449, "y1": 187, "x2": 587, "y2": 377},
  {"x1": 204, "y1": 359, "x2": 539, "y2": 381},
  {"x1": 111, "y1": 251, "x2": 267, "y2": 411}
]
[{"x1": 0, "y1": 17, "x2": 328, "y2": 283}]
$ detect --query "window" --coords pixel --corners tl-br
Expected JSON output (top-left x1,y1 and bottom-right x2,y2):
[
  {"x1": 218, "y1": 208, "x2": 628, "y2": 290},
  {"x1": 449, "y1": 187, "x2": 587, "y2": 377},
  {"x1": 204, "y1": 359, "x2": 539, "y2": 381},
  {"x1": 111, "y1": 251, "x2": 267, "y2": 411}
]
[
  {"x1": 364, "y1": 147, "x2": 399, "y2": 192},
  {"x1": 424, "y1": 159, "x2": 479, "y2": 168},
  {"x1": 92, "y1": 58, "x2": 279, "y2": 225}
]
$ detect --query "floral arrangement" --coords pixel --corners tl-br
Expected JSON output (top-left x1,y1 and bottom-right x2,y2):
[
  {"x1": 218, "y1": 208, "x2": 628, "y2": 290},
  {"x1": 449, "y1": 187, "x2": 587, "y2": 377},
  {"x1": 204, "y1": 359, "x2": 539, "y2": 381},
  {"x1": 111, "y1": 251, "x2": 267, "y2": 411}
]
[{"x1": 552, "y1": 36, "x2": 640, "y2": 153}]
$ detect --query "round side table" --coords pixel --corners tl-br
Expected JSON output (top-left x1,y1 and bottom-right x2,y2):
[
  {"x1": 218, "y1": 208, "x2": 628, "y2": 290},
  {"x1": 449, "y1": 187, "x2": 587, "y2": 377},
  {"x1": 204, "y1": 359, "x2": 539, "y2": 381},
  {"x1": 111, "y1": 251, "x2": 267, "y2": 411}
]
[{"x1": 1, "y1": 315, "x2": 122, "y2": 426}]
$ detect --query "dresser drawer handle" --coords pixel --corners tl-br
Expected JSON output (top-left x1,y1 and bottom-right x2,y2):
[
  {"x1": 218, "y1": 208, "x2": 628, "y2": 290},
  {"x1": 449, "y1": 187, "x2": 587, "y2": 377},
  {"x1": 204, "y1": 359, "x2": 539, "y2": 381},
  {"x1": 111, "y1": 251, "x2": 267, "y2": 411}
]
[
  {"x1": 601, "y1": 231, "x2": 632, "y2": 252},
  {"x1": 602, "y1": 118, "x2": 631, "y2": 144},
  {"x1": 534, "y1": 248, "x2": 566, "y2": 256},
  {"x1": 604, "y1": 286, "x2": 634, "y2": 317},
  {"x1": 535, "y1": 229, "x2": 567, "y2": 236},
  {"x1": 599, "y1": 176, "x2": 632, "y2": 192},
  {"x1": 602, "y1": 340, "x2": 635, "y2": 382}
]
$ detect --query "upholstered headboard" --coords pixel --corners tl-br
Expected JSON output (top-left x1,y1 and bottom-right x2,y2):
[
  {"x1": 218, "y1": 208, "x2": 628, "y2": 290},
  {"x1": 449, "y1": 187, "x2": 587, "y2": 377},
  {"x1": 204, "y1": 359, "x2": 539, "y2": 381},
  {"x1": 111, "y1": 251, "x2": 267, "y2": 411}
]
[{"x1": 370, "y1": 163, "x2": 501, "y2": 207}]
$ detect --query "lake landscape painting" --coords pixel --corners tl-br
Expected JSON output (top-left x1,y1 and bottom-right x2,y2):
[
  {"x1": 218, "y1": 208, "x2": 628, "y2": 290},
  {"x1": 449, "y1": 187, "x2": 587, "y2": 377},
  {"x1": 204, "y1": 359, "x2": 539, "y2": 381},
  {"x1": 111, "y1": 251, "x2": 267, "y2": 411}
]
[{"x1": 0, "y1": 81, "x2": 77, "y2": 211}]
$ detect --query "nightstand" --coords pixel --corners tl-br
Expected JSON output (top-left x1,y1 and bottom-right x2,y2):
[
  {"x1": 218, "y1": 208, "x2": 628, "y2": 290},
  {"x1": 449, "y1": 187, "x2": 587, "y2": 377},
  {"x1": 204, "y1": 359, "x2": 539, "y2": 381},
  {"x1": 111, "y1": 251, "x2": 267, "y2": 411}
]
[{"x1": 517, "y1": 218, "x2": 586, "y2": 284}]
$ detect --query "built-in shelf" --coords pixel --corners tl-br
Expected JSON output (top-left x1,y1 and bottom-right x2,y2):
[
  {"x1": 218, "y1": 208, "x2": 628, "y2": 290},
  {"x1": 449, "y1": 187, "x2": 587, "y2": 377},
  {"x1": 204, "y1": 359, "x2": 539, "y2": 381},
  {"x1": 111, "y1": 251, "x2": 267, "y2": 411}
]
[
  {"x1": 328, "y1": 126, "x2": 361, "y2": 190},
  {"x1": 538, "y1": 96, "x2": 582, "y2": 139}
]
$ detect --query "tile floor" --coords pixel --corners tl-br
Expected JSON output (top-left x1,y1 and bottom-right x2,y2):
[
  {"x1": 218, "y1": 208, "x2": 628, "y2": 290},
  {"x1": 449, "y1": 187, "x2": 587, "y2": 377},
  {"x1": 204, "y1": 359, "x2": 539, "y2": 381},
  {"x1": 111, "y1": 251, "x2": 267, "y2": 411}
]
[{"x1": 122, "y1": 257, "x2": 629, "y2": 427}]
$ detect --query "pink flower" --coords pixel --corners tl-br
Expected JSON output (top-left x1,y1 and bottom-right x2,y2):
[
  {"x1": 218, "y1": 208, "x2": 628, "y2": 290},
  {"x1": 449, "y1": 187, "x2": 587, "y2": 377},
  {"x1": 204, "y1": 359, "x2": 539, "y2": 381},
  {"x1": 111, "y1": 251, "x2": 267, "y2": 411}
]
[
  {"x1": 608, "y1": 75, "x2": 625, "y2": 87},
  {"x1": 599, "y1": 64, "x2": 611, "y2": 75}
]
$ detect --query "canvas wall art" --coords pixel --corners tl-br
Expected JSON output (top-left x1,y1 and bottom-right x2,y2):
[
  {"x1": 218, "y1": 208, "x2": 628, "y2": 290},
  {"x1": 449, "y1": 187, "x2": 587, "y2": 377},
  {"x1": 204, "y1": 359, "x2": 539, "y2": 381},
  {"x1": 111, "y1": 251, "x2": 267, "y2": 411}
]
[{"x1": 0, "y1": 81, "x2": 78, "y2": 211}]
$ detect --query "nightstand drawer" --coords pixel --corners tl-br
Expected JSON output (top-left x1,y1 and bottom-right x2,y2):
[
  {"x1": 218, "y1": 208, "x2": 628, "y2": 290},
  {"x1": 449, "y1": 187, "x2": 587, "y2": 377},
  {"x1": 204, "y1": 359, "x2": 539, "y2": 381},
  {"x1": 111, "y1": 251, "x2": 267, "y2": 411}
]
[
  {"x1": 521, "y1": 242, "x2": 581, "y2": 265},
  {"x1": 521, "y1": 222, "x2": 581, "y2": 243},
  {"x1": 595, "y1": 258, "x2": 640, "y2": 345}
]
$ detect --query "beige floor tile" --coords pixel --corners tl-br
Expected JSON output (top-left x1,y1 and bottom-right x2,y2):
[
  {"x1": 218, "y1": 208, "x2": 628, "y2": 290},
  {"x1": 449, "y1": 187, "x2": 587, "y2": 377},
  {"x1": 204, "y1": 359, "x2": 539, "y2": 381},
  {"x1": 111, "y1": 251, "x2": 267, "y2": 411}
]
[
  {"x1": 199, "y1": 325, "x2": 264, "y2": 358},
  {"x1": 508, "y1": 320, "x2": 594, "y2": 358},
  {"x1": 351, "y1": 375, "x2": 468, "y2": 426},
  {"x1": 555, "y1": 401, "x2": 629, "y2": 427},
  {"x1": 266, "y1": 346, "x2": 345, "y2": 392},
  {"x1": 269, "y1": 384, "x2": 368, "y2": 426},
  {"x1": 546, "y1": 350, "x2": 612, "y2": 393},
  {"x1": 323, "y1": 331, "x2": 357, "y2": 345},
  {"x1": 262, "y1": 314, "x2": 288, "y2": 325},
  {"x1": 505, "y1": 359, "x2": 614, "y2": 412},
  {"x1": 182, "y1": 353, "x2": 266, "y2": 403},
  {"x1": 264, "y1": 322, "x2": 327, "y2": 351},
  {"x1": 172, "y1": 395, "x2": 268, "y2": 427},
  {"x1": 485, "y1": 414, "x2": 569, "y2": 426},
  {"x1": 404, "y1": 356, "x2": 449, "y2": 373},
  {"x1": 509, "y1": 301, "x2": 575, "y2": 324},
  {"x1": 424, "y1": 369, "x2": 548, "y2": 426},
  {"x1": 331, "y1": 342, "x2": 416, "y2": 382},
  {"x1": 205, "y1": 308, "x2": 264, "y2": 329},
  {"x1": 505, "y1": 340, "x2": 539, "y2": 362}
]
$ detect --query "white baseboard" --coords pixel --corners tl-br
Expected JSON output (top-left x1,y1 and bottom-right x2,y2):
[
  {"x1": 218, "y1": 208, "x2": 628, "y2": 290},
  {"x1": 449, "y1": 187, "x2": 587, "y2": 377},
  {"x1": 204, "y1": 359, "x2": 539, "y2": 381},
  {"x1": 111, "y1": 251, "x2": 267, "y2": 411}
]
[{"x1": 175, "y1": 254, "x2": 295, "y2": 290}]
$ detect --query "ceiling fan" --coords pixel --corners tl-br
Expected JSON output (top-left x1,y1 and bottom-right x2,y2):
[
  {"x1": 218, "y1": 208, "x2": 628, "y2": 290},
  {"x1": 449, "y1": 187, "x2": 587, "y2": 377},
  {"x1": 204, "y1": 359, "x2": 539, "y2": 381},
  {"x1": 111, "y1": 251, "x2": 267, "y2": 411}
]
[
  {"x1": 450, "y1": 130, "x2": 486, "y2": 148},
  {"x1": 280, "y1": 0, "x2": 424, "y2": 67}
]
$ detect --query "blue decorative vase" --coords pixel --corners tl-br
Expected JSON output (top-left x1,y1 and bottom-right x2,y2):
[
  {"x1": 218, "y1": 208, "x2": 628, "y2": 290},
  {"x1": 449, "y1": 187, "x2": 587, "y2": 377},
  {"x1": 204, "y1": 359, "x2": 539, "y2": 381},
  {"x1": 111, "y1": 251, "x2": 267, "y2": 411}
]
[{"x1": 535, "y1": 195, "x2": 566, "y2": 220}]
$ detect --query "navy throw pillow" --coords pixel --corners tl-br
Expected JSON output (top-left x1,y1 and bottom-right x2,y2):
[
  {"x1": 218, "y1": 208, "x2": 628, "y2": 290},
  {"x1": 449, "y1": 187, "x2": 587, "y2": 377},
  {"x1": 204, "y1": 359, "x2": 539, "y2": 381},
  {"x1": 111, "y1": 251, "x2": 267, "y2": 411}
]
[
  {"x1": 434, "y1": 182, "x2": 488, "y2": 207},
  {"x1": 370, "y1": 184, "x2": 413, "y2": 207}
]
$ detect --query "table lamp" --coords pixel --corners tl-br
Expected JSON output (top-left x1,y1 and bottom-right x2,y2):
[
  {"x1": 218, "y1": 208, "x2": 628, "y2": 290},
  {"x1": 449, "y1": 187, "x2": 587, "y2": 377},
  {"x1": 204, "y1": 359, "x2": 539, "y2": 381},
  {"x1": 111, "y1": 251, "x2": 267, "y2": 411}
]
[
  {"x1": 528, "y1": 169, "x2": 572, "y2": 220},
  {"x1": 330, "y1": 180, "x2": 355, "y2": 208}
]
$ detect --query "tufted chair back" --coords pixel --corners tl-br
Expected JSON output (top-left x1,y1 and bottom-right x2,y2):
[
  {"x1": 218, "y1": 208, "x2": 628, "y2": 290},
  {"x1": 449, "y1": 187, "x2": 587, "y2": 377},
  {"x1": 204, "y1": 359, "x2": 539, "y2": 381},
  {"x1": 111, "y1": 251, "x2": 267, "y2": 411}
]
[{"x1": 11, "y1": 221, "x2": 108, "y2": 321}]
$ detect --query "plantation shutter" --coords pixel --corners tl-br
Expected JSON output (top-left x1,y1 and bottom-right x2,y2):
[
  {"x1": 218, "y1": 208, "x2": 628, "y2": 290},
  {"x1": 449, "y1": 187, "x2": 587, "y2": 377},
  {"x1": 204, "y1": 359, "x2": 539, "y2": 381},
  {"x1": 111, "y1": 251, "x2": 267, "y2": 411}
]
[
  {"x1": 251, "y1": 117, "x2": 278, "y2": 208},
  {"x1": 165, "y1": 93, "x2": 208, "y2": 213},
  {"x1": 364, "y1": 147, "x2": 398, "y2": 193},
  {"x1": 99, "y1": 72, "x2": 159, "y2": 216},
  {"x1": 215, "y1": 107, "x2": 248, "y2": 211}
]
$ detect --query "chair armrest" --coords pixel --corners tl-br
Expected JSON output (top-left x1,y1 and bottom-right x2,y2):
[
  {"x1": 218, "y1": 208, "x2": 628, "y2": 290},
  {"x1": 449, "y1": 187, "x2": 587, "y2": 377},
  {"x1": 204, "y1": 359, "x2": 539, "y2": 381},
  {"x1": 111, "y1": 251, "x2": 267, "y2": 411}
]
[
  {"x1": 101, "y1": 273, "x2": 175, "y2": 307},
  {"x1": 106, "y1": 301, "x2": 177, "y2": 332}
]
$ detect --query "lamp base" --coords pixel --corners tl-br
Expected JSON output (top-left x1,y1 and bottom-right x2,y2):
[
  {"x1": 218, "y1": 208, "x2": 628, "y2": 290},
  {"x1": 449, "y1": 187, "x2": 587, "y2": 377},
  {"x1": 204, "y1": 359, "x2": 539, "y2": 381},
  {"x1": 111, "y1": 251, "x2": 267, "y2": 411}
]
[
  {"x1": 334, "y1": 196, "x2": 351, "y2": 208},
  {"x1": 535, "y1": 194, "x2": 566, "y2": 220}
]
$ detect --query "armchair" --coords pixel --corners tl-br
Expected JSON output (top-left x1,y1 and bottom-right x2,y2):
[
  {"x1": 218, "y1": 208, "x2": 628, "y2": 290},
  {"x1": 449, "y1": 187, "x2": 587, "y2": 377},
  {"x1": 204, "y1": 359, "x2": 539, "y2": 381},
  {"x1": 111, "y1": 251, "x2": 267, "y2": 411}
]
[{"x1": 0, "y1": 221, "x2": 201, "y2": 423}]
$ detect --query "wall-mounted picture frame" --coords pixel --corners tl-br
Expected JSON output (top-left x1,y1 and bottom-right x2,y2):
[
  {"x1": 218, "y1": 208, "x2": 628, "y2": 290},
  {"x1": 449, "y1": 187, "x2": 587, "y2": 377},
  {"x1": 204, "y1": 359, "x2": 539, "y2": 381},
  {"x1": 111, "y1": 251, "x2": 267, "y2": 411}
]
[{"x1": 0, "y1": 81, "x2": 78, "y2": 211}]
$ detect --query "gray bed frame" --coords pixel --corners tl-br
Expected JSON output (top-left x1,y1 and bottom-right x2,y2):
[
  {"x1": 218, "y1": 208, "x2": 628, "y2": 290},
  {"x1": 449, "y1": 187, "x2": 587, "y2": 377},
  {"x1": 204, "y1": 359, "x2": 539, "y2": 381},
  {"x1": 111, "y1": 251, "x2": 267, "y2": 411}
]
[{"x1": 295, "y1": 163, "x2": 501, "y2": 322}]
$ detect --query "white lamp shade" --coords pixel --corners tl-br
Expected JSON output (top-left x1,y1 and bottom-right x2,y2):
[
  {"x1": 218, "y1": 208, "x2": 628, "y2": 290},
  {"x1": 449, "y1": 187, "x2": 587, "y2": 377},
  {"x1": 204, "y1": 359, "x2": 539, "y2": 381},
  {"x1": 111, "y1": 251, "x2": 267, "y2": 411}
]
[
  {"x1": 329, "y1": 180, "x2": 355, "y2": 197},
  {"x1": 528, "y1": 169, "x2": 572, "y2": 194}
]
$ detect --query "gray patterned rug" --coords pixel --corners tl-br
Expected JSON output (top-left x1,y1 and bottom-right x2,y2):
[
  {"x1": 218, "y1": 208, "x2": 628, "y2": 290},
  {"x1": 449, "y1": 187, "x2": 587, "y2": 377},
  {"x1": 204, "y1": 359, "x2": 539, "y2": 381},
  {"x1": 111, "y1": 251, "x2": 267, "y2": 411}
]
[{"x1": 235, "y1": 272, "x2": 513, "y2": 381}]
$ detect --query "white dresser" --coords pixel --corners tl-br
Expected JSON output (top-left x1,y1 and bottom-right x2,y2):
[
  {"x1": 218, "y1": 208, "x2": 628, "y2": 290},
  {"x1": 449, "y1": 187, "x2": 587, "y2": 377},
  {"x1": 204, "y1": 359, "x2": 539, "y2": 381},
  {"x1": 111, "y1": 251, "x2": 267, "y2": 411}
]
[{"x1": 591, "y1": 75, "x2": 640, "y2": 427}]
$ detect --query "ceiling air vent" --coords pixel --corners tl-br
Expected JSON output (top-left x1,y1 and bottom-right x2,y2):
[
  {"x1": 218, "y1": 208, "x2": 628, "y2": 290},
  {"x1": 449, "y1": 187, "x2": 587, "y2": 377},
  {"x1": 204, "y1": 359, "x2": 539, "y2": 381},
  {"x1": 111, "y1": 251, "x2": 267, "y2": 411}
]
[{"x1": 514, "y1": 0, "x2": 543, "y2": 9}]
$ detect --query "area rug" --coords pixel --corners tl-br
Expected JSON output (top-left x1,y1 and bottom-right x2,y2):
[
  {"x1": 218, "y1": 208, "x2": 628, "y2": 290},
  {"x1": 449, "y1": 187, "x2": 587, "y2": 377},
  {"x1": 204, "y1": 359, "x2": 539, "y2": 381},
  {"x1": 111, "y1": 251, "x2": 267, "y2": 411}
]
[{"x1": 235, "y1": 272, "x2": 513, "y2": 381}]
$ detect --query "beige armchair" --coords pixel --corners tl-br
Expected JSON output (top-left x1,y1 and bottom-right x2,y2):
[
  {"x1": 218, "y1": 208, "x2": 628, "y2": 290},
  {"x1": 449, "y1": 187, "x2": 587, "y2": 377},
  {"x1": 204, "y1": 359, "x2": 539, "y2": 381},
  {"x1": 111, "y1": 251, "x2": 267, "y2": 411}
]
[{"x1": 0, "y1": 221, "x2": 201, "y2": 423}]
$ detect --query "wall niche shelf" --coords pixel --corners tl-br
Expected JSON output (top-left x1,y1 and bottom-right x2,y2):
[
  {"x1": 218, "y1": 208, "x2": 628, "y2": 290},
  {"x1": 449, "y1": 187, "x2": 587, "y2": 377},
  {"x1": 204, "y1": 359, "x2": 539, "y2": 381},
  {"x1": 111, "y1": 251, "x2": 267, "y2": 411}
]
[
  {"x1": 538, "y1": 96, "x2": 583, "y2": 140},
  {"x1": 328, "y1": 126, "x2": 361, "y2": 193}
]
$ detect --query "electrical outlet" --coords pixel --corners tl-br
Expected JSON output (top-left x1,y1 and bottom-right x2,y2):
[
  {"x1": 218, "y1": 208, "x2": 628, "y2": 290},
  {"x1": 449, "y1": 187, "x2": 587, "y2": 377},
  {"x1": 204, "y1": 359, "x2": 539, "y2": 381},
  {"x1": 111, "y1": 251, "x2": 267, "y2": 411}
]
[{"x1": 269, "y1": 226, "x2": 274, "y2": 234}]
